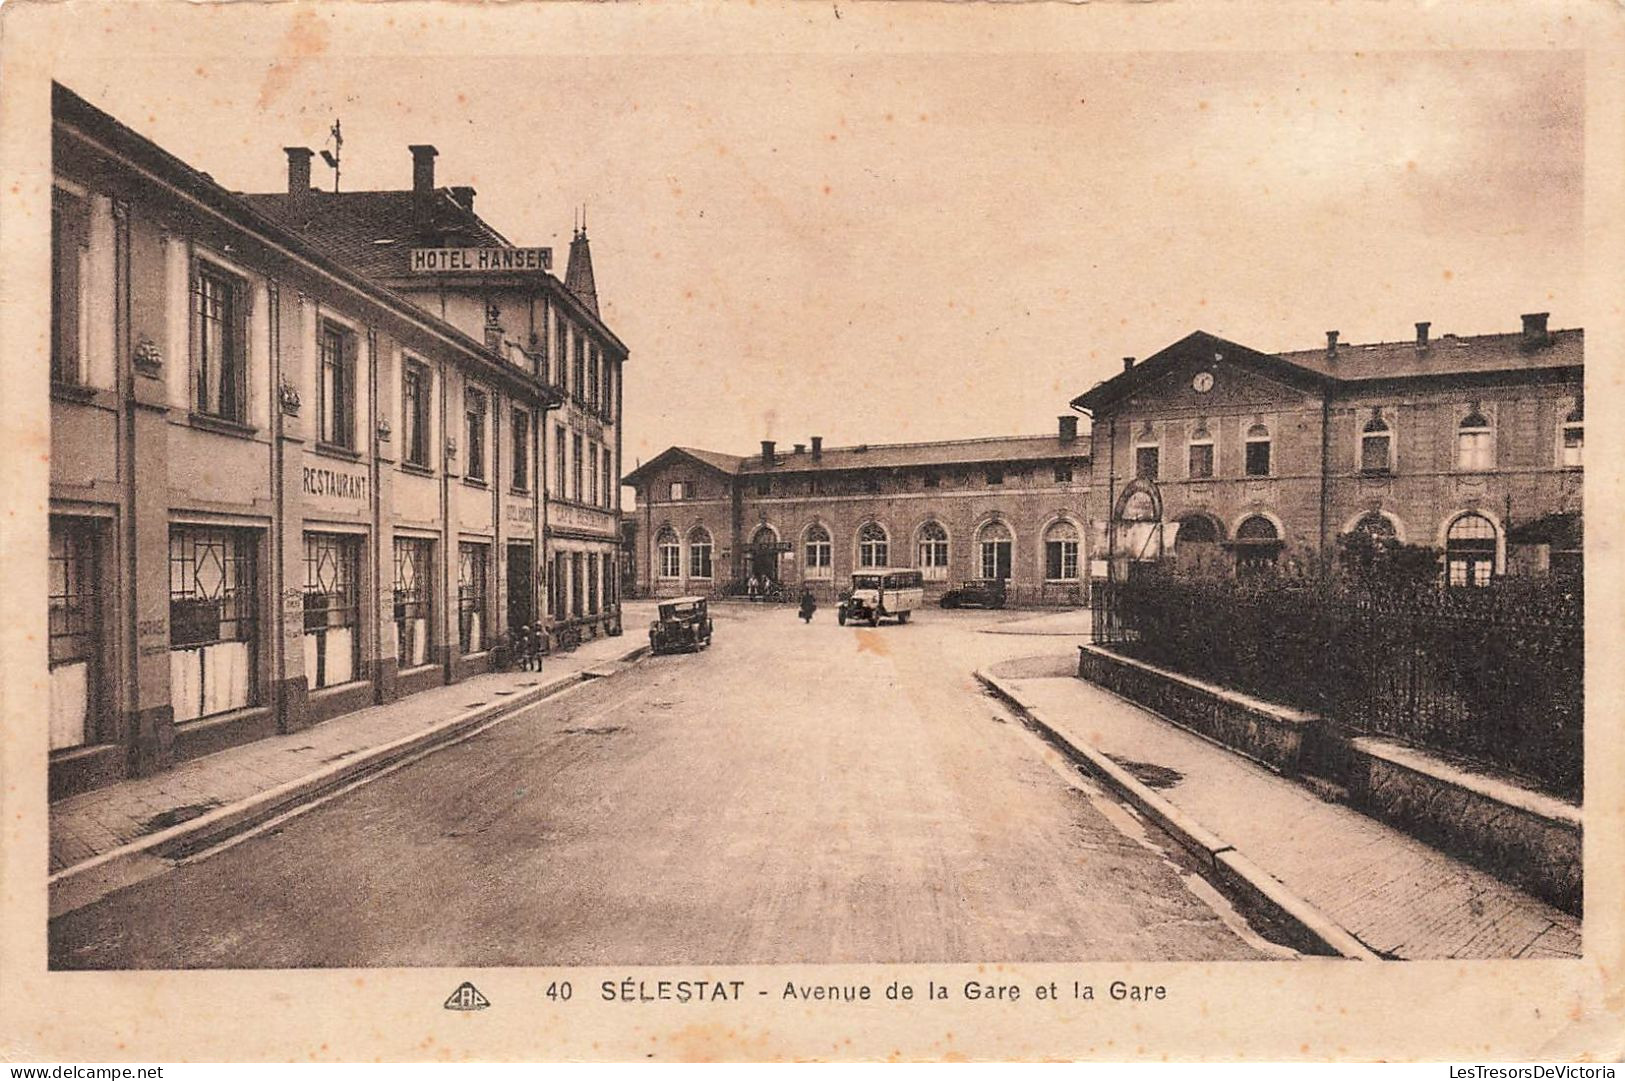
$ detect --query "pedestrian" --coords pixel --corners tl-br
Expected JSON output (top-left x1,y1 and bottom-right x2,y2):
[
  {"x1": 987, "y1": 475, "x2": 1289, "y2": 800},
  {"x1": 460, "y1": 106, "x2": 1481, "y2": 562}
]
[
  {"x1": 512, "y1": 624, "x2": 530, "y2": 671},
  {"x1": 747, "y1": 574, "x2": 761, "y2": 601},
  {"x1": 528, "y1": 622, "x2": 546, "y2": 673},
  {"x1": 798, "y1": 586, "x2": 817, "y2": 624}
]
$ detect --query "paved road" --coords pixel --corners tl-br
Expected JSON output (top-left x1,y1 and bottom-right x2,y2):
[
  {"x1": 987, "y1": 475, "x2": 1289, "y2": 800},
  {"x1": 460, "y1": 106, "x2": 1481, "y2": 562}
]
[{"x1": 51, "y1": 605, "x2": 1280, "y2": 968}]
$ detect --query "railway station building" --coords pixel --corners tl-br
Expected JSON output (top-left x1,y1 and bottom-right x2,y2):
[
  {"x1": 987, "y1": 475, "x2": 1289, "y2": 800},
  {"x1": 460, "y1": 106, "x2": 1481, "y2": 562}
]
[{"x1": 623, "y1": 421, "x2": 1093, "y2": 606}]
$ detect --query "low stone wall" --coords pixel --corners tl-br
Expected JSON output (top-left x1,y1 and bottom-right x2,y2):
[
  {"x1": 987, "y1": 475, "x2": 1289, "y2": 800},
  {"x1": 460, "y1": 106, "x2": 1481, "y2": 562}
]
[
  {"x1": 1076, "y1": 643, "x2": 1583, "y2": 916},
  {"x1": 1342, "y1": 735, "x2": 1582, "y2": 915},
  {"x1": 1076, "y1": 645, "x2": 1312, "y2": 774}
]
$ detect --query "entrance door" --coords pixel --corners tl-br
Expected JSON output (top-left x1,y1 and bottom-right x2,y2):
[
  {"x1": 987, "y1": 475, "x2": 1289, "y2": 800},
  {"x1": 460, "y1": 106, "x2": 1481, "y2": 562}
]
[
  {"x1": 49, "y1": 520, "x2": 100, "y2": 750},
  {"x1": 749, "y1": 526, "x2": 780, "y2": 584},
  {"x1": 507, "y1": 543, "x2": 534, "y2": 631}
]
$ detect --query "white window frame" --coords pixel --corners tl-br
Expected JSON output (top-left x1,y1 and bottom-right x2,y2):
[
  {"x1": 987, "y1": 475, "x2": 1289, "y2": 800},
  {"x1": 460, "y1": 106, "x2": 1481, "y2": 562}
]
[
  {"x1": 688, "y1": 527, "x2": 714, "y2": 581},
  {"x1": 1456, "y1": 407, "x2": 1494, "y2": 472},
  {"x1": 857, "y1": 522, "x2": 889, "y2": 569},
  {"x1": 918, "y1": 522, "x2": 950, "y2": 581},
  {"x1": 804, "y1": 524, "x2": 833, "y2": 579},
  {"x1": 1559, "y1": 406, "x2": 1583, "y2": 469},
  {"x1": 977, "y1": 520, "x2": 1013, "y2": 580},
  {"x1": 656, "y1": 528, "x2": 681, "y2": 579},
  {"x1": 1043, "y1": 520, "x2": 1081, "y2": 582}
]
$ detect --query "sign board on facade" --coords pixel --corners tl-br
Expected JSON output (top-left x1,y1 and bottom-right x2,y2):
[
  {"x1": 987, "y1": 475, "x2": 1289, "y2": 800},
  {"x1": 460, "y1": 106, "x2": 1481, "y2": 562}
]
[
  {"x1": 409, "y1": 247, "x2": 552, "y2": 274},
  {"x1": 302, "y1": 466, "x2": 368, "y2": 502}
]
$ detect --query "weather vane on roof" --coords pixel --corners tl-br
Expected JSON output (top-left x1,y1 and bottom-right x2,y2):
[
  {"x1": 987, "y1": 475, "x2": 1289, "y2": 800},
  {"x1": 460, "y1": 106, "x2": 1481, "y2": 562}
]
[{"x1": 319, "y1": 118, "x2": 343, "y2": 193}]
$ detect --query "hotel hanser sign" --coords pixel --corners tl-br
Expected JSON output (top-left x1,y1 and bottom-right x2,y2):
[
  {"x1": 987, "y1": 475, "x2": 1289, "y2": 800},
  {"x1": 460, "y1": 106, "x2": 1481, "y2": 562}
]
[{"x1": 409, "y1": 247, "x2": 552, "y2": 274}]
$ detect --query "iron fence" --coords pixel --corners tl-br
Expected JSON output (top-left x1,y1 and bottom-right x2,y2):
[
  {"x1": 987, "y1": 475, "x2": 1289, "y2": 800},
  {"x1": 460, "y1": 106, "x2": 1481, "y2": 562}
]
[{"x1": 1093, "y1": 570, "x2": 1583, "y2": 799}]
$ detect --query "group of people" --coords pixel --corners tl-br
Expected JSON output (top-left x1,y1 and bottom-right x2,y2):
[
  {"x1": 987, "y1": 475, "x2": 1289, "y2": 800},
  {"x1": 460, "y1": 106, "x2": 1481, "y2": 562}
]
[
  {"x1": 509, "y1": 623, "x2": 547, "y2": 672},
  {"x1": 744, "y1": 574, "x2": 779, "y2": 600}
]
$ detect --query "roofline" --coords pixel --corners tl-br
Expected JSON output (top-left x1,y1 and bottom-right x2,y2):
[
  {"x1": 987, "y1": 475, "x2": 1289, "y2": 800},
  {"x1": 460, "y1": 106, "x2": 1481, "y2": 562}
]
[
  {"x1": 53, "y1": 82, "x2": 560, "y2": 405},
  {"x1": 242, "y1": 187, "x2": 629, "y2": 357},
  {"x1": 1069, "y1": 326, "x2": 1584, "y2": 413},
  {"x1": 621, "y1": 446, "x2": 743, "y2": 486}
]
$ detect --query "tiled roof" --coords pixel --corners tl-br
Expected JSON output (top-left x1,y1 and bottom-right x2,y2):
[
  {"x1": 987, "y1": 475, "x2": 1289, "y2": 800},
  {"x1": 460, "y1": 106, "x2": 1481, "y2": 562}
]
[
  {"x1": 742, "y1": 435, "x2": 1088, "y2": 475},
  {"x1": 52, "y1": 83, "x2": 557, "y2": 404},
  {"x1": 673, "y1": 446, "x2": 747, "y2": 474},
  {"x1": 1279, "y1": 327, "x2": 1583, "y2": 382},
  {"x1": 240, "y1": 189, "x2": 509, "y2": 279}
]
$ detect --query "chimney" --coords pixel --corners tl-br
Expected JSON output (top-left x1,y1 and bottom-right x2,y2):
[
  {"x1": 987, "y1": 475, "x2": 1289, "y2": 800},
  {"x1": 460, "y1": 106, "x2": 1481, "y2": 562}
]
[
  {"x1": 450, "y1": 186, "x2": 475, "y2": 211},
  {"x1": 761, "y1": 440, "x2": 776, "y2": 466},
  {"x1": 1058, "y1": 415, "x2": 1079, "y2": 443},
  {"x1": 284, "y1": 147, "x2": 313, "y2": 196},
  {"x1": 1415, "y1": 321, "x2": 1431, "y2": 350},
  {"x1": 811, "y1": 436, "x2": 823, "y2": 461},
  {"x1": 1122, "y1": 356, "x2": 1135, "y2": 372},
  {"x1": 792, "y1": 443, "x2": 806, "y2": 455},
  {"x1": 1326, "y1": 330, "x2": 1340, "y2": 360},
  {"x1": 409, "y1": 144, "x2": 438, "y2": 193},
  {"x1": 1521, "y1": 312, "x2": 1550, "y2": 348}
]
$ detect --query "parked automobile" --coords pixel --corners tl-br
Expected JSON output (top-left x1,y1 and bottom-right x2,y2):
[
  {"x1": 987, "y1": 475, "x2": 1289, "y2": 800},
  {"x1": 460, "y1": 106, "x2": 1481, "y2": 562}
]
[
  {"x1": 649, "y1": 596, "x2": 714, "y2": 654},
  {"x1": 938, "y1": 578, "x2": 1008, "y2": 610},
  {"x1": 837, "y1": 570, "x2": 924, "y2": 626}
]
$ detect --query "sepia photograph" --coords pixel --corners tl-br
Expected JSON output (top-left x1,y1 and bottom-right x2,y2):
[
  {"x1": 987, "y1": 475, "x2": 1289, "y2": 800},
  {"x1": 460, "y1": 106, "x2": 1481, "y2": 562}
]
[{"x1": 3, "y1": 0, "x2": 1623, "y2": 1064}]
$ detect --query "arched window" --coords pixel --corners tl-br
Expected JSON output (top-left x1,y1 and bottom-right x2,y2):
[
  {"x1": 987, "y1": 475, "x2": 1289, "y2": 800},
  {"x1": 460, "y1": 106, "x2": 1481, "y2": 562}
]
[
  {"x1": 858, "y1": 522, "x2": 889, "y2": 568},
  {"x1": 1233, "y1": 515, "x2": 1280, "y2": 577},
  {"x1": 978, "y1": 520, "x2": 1013, "y2": 580},
  {"x1": 1561, "y1": 405, "x2": 1583, "y2": 468},
  {"x1": 1245, "y1": 423, "x2": 1272, "y2": 477},
  {"x1": 751, "y1": 524, "x2": 777, "y2": 548},
  {"x1": 1187, "y1": 426, "x2": 1214, "y2": 480},
  {"x1": 1176, "y1": 515, "x2": 1220, "y2": 545},
  {"x1": 918, "y1": 521, "x2": 949, "y2": 580},
  {"x1": 1352, "y1": 512, "x2": 1397, "y2": 540},
  {"x1": 1457, "y1": 409, "x2": 1493, "y2": 471},
  {"x1": 1121, "y1": 490, "x2": 1158, "y2": 522},
  {"x1": 1360, "y1": 413, "x2": 1392, "y2": 474},
  {"x1": 1446, "y1": 513, "x2": 1497, "y2": 588},
  {"x1": 687, "y1": 526, "x2": 713, "y2": 580},
  {"x1": 656, "y1": 527, "x2": 681, "y2": 579},
  {"x1": 804, "y1": 524, "x2": 832, "y2": 579},
  {"x1": 1043, "y1": 520, "x2": 1080, "y2": 581}
]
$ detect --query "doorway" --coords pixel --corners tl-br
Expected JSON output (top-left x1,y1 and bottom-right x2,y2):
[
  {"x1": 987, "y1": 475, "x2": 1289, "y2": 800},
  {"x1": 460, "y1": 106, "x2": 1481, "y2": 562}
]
[{"x1": 507, "y1": 543, "x2": 534, "y2": 632}]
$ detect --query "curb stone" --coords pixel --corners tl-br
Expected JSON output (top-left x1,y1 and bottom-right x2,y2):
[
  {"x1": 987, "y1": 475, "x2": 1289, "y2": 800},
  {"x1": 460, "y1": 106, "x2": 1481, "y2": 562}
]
[
  {"x1": 974, "y1": 668, "x2": 1380, "y2": 961},
  {"x1": 50, "y1": 645, "x2": 651, "y2": 919}
]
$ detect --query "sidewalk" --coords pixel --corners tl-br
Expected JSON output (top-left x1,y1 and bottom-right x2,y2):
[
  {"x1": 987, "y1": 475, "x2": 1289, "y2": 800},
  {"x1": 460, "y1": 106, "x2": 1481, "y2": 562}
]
[
  {"x1": 980, "y1": 659, "x2": 1580, "y2": 960},
  {"x1": 977, "y1": 609, "x2": 1094, "y2": 636},
  {"x1": 51, "y1": 601, "x2": 658, "y2": 897}
]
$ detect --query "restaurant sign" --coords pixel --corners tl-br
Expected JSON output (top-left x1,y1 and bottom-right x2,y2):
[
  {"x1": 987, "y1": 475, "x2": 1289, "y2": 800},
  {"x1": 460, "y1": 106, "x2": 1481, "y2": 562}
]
[{"x1": 409, "y1": 247, "x2": 552, "y2": 274}]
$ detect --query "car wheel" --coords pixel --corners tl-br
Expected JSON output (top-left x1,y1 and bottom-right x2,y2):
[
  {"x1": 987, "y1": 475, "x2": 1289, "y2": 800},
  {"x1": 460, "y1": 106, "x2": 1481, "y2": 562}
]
[
  {"x1": 898, "y1": 610, "x2": 910, "y2": 624},
  {"x1": 837, "y1": 609, "x2": 847, "y2": 626},
  {"x1": 868, "y1": 610, "x2": 879, "y2": 627}
]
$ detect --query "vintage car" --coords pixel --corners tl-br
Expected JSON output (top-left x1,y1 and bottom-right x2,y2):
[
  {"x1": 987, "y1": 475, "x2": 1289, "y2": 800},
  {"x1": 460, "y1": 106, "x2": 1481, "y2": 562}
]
[
  {"x1": 937, "y1": 578, "x2": 1008, "y2": 609},
  {"x1": 837, "y1": 570, "x2": 924, "y2": 626},
  {"x1": 648, "y1": 596, "x2": 714, "y2": 654}
]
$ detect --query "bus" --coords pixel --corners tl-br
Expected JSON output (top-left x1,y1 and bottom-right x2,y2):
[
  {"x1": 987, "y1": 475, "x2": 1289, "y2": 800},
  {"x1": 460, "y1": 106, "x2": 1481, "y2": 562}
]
[{"x1": 837, "y1": 569, "x2": 925, "y2": 626}]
